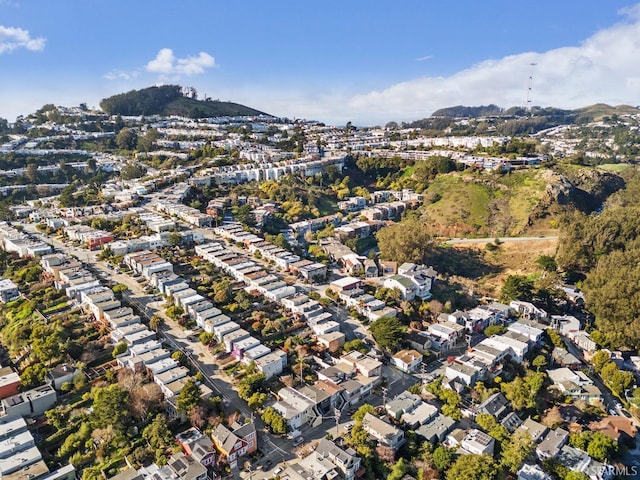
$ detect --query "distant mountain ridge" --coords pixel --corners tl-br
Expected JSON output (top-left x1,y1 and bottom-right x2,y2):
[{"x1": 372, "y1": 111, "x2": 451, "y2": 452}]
[
  {"x1": 99, "y1": 85, "x2": 269, "y2": 118},
  {"x1": 430, "y1": 103, "x2": 640, "y2": 120}
]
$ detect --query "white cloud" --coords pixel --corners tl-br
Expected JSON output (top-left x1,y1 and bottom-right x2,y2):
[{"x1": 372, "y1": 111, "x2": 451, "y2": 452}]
[
  {"x1": 104, "y1": 69, "x2": 140, "y2": 81},
  {"x1": 416, "y1": 55, "x2": 433, "y2": 62},
  {"x1": 146, "y1": 48, "x2": 215, "y2": 77},
  {"x1": 0, "y1": 25, "x2": 45, "y2": 54},
  {"x1": 333, "y1": 6, "x2": 640, "y2": 125}
]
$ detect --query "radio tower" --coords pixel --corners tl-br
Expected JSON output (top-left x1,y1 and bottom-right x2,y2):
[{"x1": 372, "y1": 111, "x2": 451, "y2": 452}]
[{"x1": 524, "y1": 62, "x2": 537, "y2": 112}]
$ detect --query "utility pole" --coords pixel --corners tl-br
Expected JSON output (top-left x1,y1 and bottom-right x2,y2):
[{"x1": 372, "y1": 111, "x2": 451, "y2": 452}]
[
  {"x1": 381, "y1": 386, "x2": 388, "y2": 409},
  {"x1": 334, "y1": 408, "x2": 341, "y2": 438},
  {"x1": 421, "y1": 362, "x2": 428, "y2": 385}
]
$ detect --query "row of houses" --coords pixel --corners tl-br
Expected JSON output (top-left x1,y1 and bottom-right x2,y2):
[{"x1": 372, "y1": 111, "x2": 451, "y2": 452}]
[
  {"x1": 0, "y1": 221, "x2": 52, "y2": 258},
  {"x1": 155, "y1": 200, "x2": 213, "y2": 228},
  {"x1": 444, "y1": 318, "x2": 546, "y2": 387},
  {"x1": 272, "y1": 351, "x2": 384, "y2": 432},
  {"x1": 64, "y1": 224, "x2": 114, "y2": 250},
  {"x1": 40, "y1": 252, "x2": 211, "y2": 419},
  {"x1": 126, "y1": 249, "x2": 289, "y2": 380},
  {"x1": 189, "y1": 155, "x2": 345, "y2": 186}
]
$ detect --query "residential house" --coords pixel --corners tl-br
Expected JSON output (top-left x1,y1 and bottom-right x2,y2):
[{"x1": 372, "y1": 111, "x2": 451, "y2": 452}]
[
  {"x1": 404, "y1": 330, "x2": 432, "y2": 354},
  {"x1": 315, "y1": 438, "x2": 363, "y2": 480},
  {"x1": 588, "y1": 416, "x2": 637, "y2": 447},
  {"x1": 0, "y1": 278, "x2": 19, "y2": 303},
  {"x1": 210, "y1": 420, "x2": 257, "y2": 470},
  {"x1": 416, "y1": 414, "x2": 456, "y2": 444},
  {"x1": 362, "y1": 412, "x2": 405, "y2": 452},
  {"x1": 548, "y1": 368, "x2": 603, "y2": 404},
  {"x1": 536, "y1": 428, "x2": 569, "y2": 460},
  {"x1": 0, "y1": 367, "x2": 20, "y2": 400},
  {"x1": 390, "y1": 349, "x2": 423, "y2": 373},
  {"x1": 461, "y1": 429, "x2": 495, "y2": 455},
  {"x1": 476, "y1": 392, "x2": 510, "y2": 420}
]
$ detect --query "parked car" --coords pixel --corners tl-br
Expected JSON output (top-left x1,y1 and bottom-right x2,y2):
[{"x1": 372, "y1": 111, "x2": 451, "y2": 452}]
[
  {"x1": 273, "y1": 467, "x2": 283, "y2": 476},
  {"x1": 292, "y1": 436, "x2": 304, "y2": 446}
]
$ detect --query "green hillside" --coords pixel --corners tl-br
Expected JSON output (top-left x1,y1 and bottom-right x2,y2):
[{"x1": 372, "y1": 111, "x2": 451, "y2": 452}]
[
  {"x1": 100, "y1": 85, "x2": 268, "y2": 118},
  {"x1": 421, "y1": 167, "x2": 624, "y2": 237}
]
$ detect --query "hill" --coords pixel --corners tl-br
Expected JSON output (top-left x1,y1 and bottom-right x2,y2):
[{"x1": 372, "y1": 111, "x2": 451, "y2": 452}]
[
  {"x1": 99, "y1": 85, "x2": 268, "y2": 118},
  {"x1": 420, "y1": 167, "x2": 625, "y2": 238},
  {"x1": 431, "y1": 104, "x2": 504, "y2": 118}
]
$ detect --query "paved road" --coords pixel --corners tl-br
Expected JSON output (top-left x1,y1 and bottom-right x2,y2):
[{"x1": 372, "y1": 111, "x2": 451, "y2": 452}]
[{"x1": 445, "y1": 235, "x2": 558, "y2": 245}]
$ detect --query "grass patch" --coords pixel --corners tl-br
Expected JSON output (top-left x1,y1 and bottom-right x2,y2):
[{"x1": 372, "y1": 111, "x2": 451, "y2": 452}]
[
  {"x1": 42, "y1": 301, "x2": 70, "y2": 315},
  {"x1": 598, "y1": 163, "x2": 630, "y2": 172},
  {"x1": 316, "y1": 195, "x2": 337, "y2": 216}
]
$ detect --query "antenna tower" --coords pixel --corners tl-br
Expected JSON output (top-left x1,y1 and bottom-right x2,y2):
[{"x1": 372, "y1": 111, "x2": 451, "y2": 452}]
[{"x1": 524, "y1": 63, "x2": 537, "y2": 111}]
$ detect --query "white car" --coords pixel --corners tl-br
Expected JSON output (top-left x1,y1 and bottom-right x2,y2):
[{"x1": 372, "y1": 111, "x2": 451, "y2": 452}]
[{"x1": 292, "y1": 436, "x2": 304, "y2": 446}]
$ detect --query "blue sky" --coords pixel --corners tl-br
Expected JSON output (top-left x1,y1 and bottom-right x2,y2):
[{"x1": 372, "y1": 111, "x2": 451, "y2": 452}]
[{"x1": 2, "y1": 1, "x2": 640, "y2": 125}]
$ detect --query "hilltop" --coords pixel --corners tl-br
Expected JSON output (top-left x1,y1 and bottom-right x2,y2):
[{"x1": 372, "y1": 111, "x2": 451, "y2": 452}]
[{"x1": 99, "y1": 85, "x2": 269, "y2": 118}]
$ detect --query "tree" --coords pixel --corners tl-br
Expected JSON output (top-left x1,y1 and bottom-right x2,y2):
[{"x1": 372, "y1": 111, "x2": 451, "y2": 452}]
[
  {"x1": 369, "y1": 316, "x2": 405, "y2": 351},
  {"x1": 431, "y1": 445, "x2": 455, "y2": 472},
  {"x1": 501, "y1": 372, "x2": 545, "y2": 410},
  {"x1": 142, "y1": 414, "x2": 174, "y2": 450},
  {"x1": 120, "y1": 162, "x2": 147, "y2": 180},
  {"x1": 586, "y1": 431, "x2": 618, "y2": 462},
  {"x1": 565, "y1": 472, "x2": 590, "y2": 480},
  {"x1": 149, "y1": 314, "x2": 164, "y2": 332},
  {"x1": 90, "y1": 384, "x2": 129, "y2": 430},
  {"x1": 532, "y1": 355, "x2": 548, "y2": 372},
  {"x1": 446, "y1": 454, "x2": 497, "y2": 480},
  {"x1": 536, "y1": 255, "x2": 557, "y2": 272},
  {"x1": 176, "y1": 378, "x2": 201, "y2": 414},
  {"x1": 112, "y1": 341, "x2": 128, "y2": 358},
  {"x1": 166, "y1": 305, "x2": 184, "y2": 320},
  {"x1": 20, "y1": 363, "x2": 49, "y2": 388},
  {"x1": 137, "y1": 128, "x2": 159, "y2": 152},
  {"x1": 376, "y1": 217, "x2": 434, "y2": 265},
  {"x1": 168, "y1": 232, "x2": 182, "y2": 246},
  {"x1": 115, "y1": 128, "x2": 138, "y2": 150},
  {"x1": 483, "y1": 325, "x2": 506, "y2": 337},
  {"x1": 388, "y1": 458, "x2": 409, "y2": 480},
  {"x1": 582, "y1": 246, "x2": 640, "y2": 348},
  {"x1": 26, "y1": 163, "x2": 39, "y2": 182},
  {"x1": 352, "y1": 404, "x2": 376, "y2": 423},
  {"x1": 500, "y1": 275, "x2": 534, "y2": 302},
  {"x1": 500, "y1": 430, "x2": 534, "y2": 473},
  {"x1": 591, "y1": 350, "x2": 611, "y2": 373}
]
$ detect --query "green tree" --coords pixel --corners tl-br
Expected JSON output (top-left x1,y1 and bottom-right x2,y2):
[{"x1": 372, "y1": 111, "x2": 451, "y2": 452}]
[
  {"x1": 166, "y1": 305, "x2": 184, "y2": 320},
  {"x1": 112, "y1": 341, "x2": 128, "y2": 358},
  {"x1": 500, "y1": 275, "x2": 534, "y2": 302},
  {"x1": 168, "y1": 232, "x2": 182, "y2": 246},
  {"x1": 90, "y1": 384, "x2": 129, "y2": 429},
  {"x1": 369, "y1": 316, "x2": 406, "y2": 351},
  {"x1": 591, "y1": 350, "x2": 611, "y2": 373},
  {"x1": 565, "y1": 472, "x2": 590, "y2": 480},
  {"x1": 501, "y1": 430, "x2": 534, "y2": 473},
  {"x1": 586, "y1": 432, "x2": 618, "y2": 462},
  {"x1": 149, "y1": 315, "x2": 164, "y2": 332},
  {"x1": 536, "y1": 255, "x2": 557, "y2": 272},
  {"x1": 142, "y1": 414, "x2": 174, "y2": 450},
  {"x1": 582, "y1": 246, "x2": 640, "y2": 348},
  {"x1": 532, "y1": 354, "x2": 548, "y2": 372},
  {"x1": 446, "y1": 454, "x2": 497, "y2": 480},
  {"x1": 431, "y1": 445, "x2": 455, "y2": 472},
  {"x1": 247, "y1": 392, "x2": 267, "y2": 410},
  {"x1": 352, "y1": 404, "x2": 376, "y2": 423},
  {"x1": 483, "y1": 325, "x2": 506, "y2": 337},
  {"x1": 115, "y1": 128, "x2": 138, "y2": 150},
  {"x1": 388, "y1": 458, "x2": 408, "y2": 480},
  {"x1": 176, "y1": 378, "x2": 201, "y2": 414},
  {"x1": 376, "y1": 216, "x2": 434, "y2": 264},
  {"x1": 20, "y1": 363, "x2": 49, "y2": 388},
  {"x1": 137, "y1": 128, "x2": 159, "y2": 152}
]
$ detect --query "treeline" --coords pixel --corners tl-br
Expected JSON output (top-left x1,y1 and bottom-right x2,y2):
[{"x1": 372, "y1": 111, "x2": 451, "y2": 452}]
[
  {"x1": 556, "y1": 172, "x2": 640, "y2": 348},
  {"x1": 100, "y1": 85, "x2": 183, "y2": 116}
]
